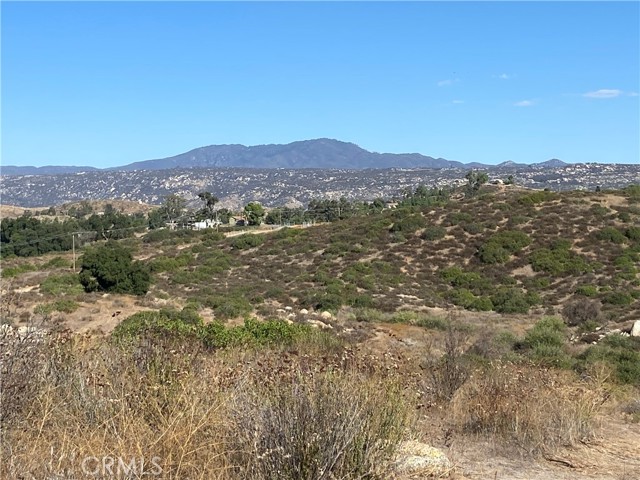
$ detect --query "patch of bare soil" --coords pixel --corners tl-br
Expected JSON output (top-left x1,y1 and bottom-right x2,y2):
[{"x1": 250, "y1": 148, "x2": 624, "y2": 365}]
[{"x1": 448, "y1": 416, "x2": 640, "y2": 479}]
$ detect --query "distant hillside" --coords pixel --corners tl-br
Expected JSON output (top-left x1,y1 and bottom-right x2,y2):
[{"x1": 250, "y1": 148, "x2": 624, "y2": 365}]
[
  {"x1": 1, "y1": 165, "x2": 99, "y2": 176},
  {"x1": 2, "y1": 138, "x2": 578, "y2": 175},
  {"x1": 114, "y1": 139, "x2": 464, "y2": 171}
]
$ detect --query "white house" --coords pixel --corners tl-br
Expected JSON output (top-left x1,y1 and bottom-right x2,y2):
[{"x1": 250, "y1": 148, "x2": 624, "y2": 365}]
[{"x1": 192, "y1": 219, "x2": 221, "y2": 230}]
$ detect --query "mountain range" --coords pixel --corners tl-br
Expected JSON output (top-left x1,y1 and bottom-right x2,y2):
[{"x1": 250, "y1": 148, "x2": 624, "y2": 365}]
[{"x1": 1, "y1": 139, "x2": 569, "y2": 176}]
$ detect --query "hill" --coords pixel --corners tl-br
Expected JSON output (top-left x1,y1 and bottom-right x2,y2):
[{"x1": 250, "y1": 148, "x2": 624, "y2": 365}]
[
  {"x1": 2, "y1": 184, "x2": 640, "y2": 479},
  {"x1": 2, "y1": 138, "x2": 583, "y2": 176}
]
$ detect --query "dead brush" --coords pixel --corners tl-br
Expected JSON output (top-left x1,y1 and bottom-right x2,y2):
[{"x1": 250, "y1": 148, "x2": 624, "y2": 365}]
[
  {"x1": 225, "y1": 369, "x2": 411, "y2": 480},
  {"x1": 1, "y1": 333, "x2": 230, "y2": 480},
  {"x1": 450, "y1": 362, "x2": 609, "y2": 455}
]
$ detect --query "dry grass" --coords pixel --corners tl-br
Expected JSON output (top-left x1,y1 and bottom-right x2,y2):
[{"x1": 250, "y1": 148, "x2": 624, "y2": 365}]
[
  {"x1": 450, "y1": 362, "x2": 609, "y2": 455},
  {"x1": 1, "y1": 332, "x2": 412, "y2": 480}
]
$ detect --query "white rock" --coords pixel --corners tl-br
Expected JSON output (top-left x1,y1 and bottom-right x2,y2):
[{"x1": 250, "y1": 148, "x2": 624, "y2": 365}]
[
  {"x1": 631, "y1": 320, "x2": 640, "y2": 337},
  {"x1": 285, "y1": 306, "x2": 293, "y2": 311},
  {"x1": 299, "y1": 308, "x2": 309, "y2": 315},
  {"x1": 394, "y1": 441, "x2": 452, "y2": 476},
  {"x1": 320, "y1": 311, "x2": 332, "y2": 319}
]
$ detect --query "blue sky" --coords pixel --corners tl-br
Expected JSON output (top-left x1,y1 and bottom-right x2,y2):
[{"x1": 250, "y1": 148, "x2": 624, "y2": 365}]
[{"x1": 2, "y1": 1, "x2": 639, "y2": 167}]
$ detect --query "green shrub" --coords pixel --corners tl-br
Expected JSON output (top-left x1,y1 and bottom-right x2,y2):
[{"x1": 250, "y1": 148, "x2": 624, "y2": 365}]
[
  {"x1": 603, "y1": 291, "x2": 633, "y2": 305},
  {"x1": 479, "y1": 230, "x2": 530, "y2": 264},
  {"x1": 1, "y1": 263, "x2": 37, "y2": 278},
  {"x1": 478, "y1": 242, "x2": 509, "y2": 264},
  {"x1": 575, "y1": 285, "x2": 598, "y2": 297},
  {"x1": 79, "y1": 241, "x2": 151, "y2": 295},
  {"x1": 200, "y1": 318, "x2": 313, "y2": 349},
  {"x1": 149, "y1": 252, "x2": 195, "y2": 273},
  {"x1": 204, "y1": 294, "x2": 253, "y2": 319},
  {"x1": 40, "y1": 273, "x2": 84, "y2": 296},
  {"x1": 448, "y1": 212, "x2": 473, "y2": 224},
  {"x1": 231, "y1": 234, "x2": 265, "y2": 250},
  {"x1": 580, "y1": 335, "x2": 640, "y2": 385},
  {"x1": 596, "y1": 227, "x2": 627, "y2": 244},
  {"x1": 625, "y1": 226, "x2": 640, "y2": 241},
  {"x1": 389, "y1": 214, "x2": 426, "y2": 234},
  {"x1": 462, "y1": 222, "x2": 483, "y2": 234},
  {"x1": 521, "y1": 317, "x2": 574, "y2": 368},
  {"x1": 529, "y1": 243, "x2": 591, "y2": 276},
  {"x1": 491, "y1": 288, "x2": 535, "y2": 314},
  {"x1": 421, "y1": 226, "x2": 446, "y2": 241},
  {"x1": 517, "y1": 190, "x2": 557, "y2": 206},
  {"x1": 112, "y1": 308, "x2": 203, "y2": 339},
  {"x1": 43, "y1": 256, "x2": 71, "y2": 269},
  {"x1": 440, "y1": 267, "x2": 490, "y2": 292}
]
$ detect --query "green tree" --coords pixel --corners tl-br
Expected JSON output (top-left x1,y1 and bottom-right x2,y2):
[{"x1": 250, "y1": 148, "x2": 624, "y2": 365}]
[
  {"x1": 79, "y1": 241, "x2": 150, "y2": 295},
  {"x1": 160, "y1": 194, "x2": 187, "y2": 222},
  {"x1": 465, "y1": 170, "x2": 489, "y2": 197},
  {"x1": 197, "y1": 191, "x2": 219, "y2": 218},
  {"x1": 244, "y1": 202, "x2": 266, "y2": 226}
]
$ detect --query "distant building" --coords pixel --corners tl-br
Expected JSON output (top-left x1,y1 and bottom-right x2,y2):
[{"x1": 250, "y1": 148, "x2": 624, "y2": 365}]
[{"x1": 192, "y1": 219, "x2": 221, "y2": 230}]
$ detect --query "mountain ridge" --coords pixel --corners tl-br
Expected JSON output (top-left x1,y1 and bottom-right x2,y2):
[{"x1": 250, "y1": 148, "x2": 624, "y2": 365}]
[{"x1": 1, "y1": 138, "x2": 575, "y2": 176}]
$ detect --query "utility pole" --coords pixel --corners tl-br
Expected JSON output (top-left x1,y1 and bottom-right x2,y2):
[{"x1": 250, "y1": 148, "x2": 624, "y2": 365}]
[{"x1": 72, "y1": 232, "x2": 76, "y2": 272}]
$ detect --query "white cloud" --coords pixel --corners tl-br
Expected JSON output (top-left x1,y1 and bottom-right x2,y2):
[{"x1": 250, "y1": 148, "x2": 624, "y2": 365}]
[
  {"x1": 497, "y1": 73, "x2": 511, "y2": 80},
  {"x1": 437, "y1": 78, "x2": 459, "y2": 87},
  {"x1": 514, "y1": 100, "x2": 535, "y2": 107},
  {"x1": 628, "y1": 92, "x2": 639, "y2": 97},
  {"x1": 583, "y1": 89, "x2": 623, "y2": 98},
  {"x1": 452, "y1": 100, "x2": 464, "y2": 104}
]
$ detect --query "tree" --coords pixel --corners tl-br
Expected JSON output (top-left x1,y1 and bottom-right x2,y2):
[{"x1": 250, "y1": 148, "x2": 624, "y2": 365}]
[
  {"x1": 197, "y1": 191, "x2": 219, "y2": 217},
  {"x1": 244, "y1": 202, "x2": 265, "y2": 226},
  {"x1": 160, "y1": 194, "x2": 186, "y2": 222},
  {"x1": 79, "y1": 241, "x2": 150, "y2": 295},
  {"x1": 465, "y1": 170, "x2": 489, "y2": 197}
]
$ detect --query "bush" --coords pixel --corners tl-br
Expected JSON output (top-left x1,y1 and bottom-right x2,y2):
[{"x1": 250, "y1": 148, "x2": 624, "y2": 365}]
[
  {"x1": 421, "y1": 226, "x2": 446, "y2": 241},
  {"x1": 1, "y1": 263, "x2": 37, "y2": 278},
  {"x1": 575, "y1": 285, "x2": 598, "y2": 297},
  {"x1": 389, "y1": 214, "x2": 426, "y2": 234},
  {"x1": 79, "y1": 241, "x2": 151, "y2": 295},
  {"x1": 517, "y1": 190, "x2": 557, "y2": 206},
  {"x1": 580, "y1": 335, "x2": 640, "y2": 385},
  {"x1": 521, "y1": 317, "x2": 574, "y2": 368},
  {"x1": 452, "y1": 364, "x2": 604, "y2": 454},
  {"x1": 112, "y1": 308, "x2": 204, "y2": 339},
  {"x1": 43, "y1": 256, "x2": 71, "y2": 268},
  {"x1": 603, "y1": 291, "x2": 633, "y2": 305},
  {"x1": 491, "y1": 288, "x2": 535, "y2": 314},
  {"x1": 529, "y1": 244, "x2": 592, "y2": 276},
  {"x1": 625, "y1": 226, "x2": 640, "y2": 241},
  {"x1": 231, "y1": 234, "x2": 265, "y2": 250},
  {"x1": 40, "y1": 273, "x2": 84, "y2": 296},
  {"x1": 479, "y1": 230, "x2": 530, "y2": 264},
  {"x1": 596, "y1": 227, "x2": 627, "y2": 244},
  {"x1": 227, "y1": 372, "x2": 409, "y2": 480},
  {"x1": 562, "y1": 299, "x2": 603, "y2": 327}
]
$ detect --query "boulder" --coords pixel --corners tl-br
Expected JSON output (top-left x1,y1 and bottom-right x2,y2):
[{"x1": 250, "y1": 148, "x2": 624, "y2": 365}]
[
  {"x1": 299, "y1": 308, "x2": 309, "y2": 315},
  {"x1": 394, "y1": 441, "x2": 452, "y2": 477},
  {"x1": 631, "y1": 320, "x2": 640, "y2": 337},
  {"x1": 320, "y1": 311, "x2": 332, "y2": 319}
]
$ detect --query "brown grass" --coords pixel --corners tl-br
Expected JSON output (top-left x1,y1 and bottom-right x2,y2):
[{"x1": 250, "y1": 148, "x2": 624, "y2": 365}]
[
  {"x1": 1, "y1": 332, "x2": 412, "y2": 480},
  {"x1": 450, "y1": 362, "x2": 609, "y2": 455}
]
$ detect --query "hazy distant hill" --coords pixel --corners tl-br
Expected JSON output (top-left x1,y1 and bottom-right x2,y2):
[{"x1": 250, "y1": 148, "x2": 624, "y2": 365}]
[
  {"x1": 1, "y1": 165, "x2": 99, "y2": 176},
  {"x1": 114, "y1": 138, "x2": 465, "y2": 171},
  {"x1": 2, "y1": 138, "x2": 578, "y2": 176}
]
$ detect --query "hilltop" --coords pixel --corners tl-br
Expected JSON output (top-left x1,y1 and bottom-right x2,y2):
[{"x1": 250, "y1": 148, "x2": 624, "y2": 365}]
[{"x1": 1, "y1": 138, "x2": 582, "y2": 175}]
